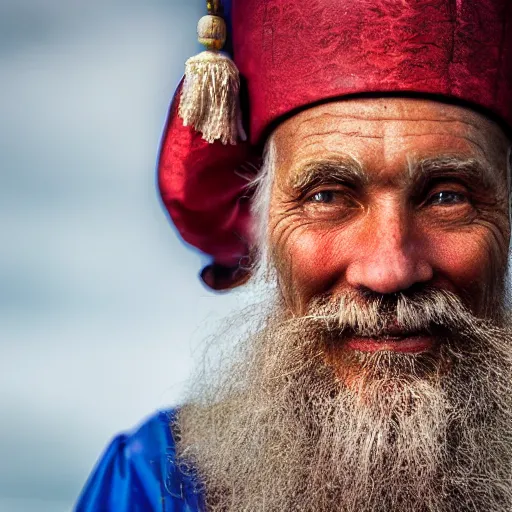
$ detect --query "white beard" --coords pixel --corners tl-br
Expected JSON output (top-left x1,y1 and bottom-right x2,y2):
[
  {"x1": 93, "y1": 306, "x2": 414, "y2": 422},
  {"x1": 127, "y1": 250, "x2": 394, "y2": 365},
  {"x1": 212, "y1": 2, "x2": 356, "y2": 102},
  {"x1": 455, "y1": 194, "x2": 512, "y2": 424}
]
[{"x1": 175, "y1": 284, "x2": 512, "y2": 512}]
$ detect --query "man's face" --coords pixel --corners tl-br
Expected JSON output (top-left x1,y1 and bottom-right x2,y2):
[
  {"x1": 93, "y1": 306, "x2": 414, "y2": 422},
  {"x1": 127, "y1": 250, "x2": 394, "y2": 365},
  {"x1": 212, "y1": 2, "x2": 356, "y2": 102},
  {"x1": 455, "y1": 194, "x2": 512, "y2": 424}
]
[
  {"x1": 178, "y1": 99, "x2": 512, "y2": 512},
  {"x1": 269, "y1": 98, "x2": 510, "y2": 362}
]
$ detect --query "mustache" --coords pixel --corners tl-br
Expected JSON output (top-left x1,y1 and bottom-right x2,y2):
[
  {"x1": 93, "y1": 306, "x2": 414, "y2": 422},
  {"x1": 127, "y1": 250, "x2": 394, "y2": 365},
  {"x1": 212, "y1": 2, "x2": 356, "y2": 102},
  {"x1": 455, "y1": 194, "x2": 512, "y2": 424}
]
[{"x1": 303, "y1": 286, "x2": 481, "y2": 340}]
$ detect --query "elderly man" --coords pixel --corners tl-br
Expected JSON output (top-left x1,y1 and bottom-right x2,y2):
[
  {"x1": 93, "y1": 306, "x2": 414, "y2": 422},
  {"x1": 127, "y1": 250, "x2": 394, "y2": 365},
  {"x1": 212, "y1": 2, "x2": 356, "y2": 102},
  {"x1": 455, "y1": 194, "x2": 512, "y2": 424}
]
[{"x1": 77, "y1": 0, "x2": 512, "y2": 511}]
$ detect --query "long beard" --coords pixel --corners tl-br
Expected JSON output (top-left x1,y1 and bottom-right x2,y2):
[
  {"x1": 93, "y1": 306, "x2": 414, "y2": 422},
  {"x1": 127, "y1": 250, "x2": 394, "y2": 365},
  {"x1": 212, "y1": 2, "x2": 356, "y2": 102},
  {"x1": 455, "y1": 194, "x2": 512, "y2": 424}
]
[{"x1": 176, "y1": 286, "x2": 512, "y2": 512}]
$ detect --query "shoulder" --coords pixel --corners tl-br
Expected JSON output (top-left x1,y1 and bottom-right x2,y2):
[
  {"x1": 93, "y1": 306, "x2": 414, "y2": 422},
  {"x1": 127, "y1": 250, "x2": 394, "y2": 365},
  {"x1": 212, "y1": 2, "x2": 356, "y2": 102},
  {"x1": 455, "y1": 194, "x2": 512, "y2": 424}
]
[{"x1": 75, "y1": 409, "x2": 203, "y2": 512}]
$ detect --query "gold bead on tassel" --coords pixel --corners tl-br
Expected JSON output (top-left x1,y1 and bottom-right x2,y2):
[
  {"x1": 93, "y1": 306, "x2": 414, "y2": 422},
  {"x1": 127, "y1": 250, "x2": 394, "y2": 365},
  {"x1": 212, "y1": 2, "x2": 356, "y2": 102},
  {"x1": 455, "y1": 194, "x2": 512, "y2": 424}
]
[
  {"x1": 197, "y1": 14, "x2": 226, "y2": 51},
  {"x1": 178, "y1": 3, "x2": 246, "y2": 145}
]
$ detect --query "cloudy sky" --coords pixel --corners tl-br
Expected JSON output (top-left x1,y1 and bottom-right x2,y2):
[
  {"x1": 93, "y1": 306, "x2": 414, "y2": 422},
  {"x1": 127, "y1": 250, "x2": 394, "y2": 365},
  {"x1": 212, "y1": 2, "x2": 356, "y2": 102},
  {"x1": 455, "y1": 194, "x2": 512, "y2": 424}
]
[{"x1": 0, "y1": 1, "x2": 242, "y2": 510}]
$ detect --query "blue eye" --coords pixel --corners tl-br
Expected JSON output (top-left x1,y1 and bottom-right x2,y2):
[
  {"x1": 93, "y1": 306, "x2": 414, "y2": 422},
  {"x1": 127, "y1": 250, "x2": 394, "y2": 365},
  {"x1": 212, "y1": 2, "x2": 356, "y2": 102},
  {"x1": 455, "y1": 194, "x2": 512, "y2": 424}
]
[
  {"x1": 428, "y1": 191, "x2": 466, "y2": 205},
  {"x1": 310, "y1": 191, "x2": 335, "y2": 203}
]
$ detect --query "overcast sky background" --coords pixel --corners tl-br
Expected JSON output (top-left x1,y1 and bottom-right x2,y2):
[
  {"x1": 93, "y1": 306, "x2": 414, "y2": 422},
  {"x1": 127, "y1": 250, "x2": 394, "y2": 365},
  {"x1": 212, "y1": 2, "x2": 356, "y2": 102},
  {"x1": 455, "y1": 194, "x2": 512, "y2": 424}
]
[{"x1": 0, "y1": 2, "x2": 243, "y2": 510}]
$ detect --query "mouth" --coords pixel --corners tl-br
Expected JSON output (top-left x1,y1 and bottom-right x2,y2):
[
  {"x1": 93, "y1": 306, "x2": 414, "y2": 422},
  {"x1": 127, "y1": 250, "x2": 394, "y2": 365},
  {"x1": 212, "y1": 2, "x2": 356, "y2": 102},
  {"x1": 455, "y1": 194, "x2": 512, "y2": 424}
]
[
  {"x1": 345, "y1": 334, "x2": 437, "y2": 354},
  {"x1": 342, "y1": 324, "x2": 443, "y2": 354}
]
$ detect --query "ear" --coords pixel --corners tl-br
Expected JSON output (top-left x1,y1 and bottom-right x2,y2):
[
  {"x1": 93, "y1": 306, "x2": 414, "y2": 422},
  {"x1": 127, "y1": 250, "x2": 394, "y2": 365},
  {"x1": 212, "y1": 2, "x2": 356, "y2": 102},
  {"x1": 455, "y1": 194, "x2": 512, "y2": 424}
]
[{"x1": 200, "y1": 263, "x2": 252, "y2": 291}]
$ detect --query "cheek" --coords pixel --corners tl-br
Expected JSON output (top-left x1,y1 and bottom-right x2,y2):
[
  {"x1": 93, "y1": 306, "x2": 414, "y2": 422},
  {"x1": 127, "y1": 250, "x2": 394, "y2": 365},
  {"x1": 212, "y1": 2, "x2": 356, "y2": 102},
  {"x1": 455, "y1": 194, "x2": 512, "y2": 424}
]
[
  {"x1": 271, "y1": 208, "x2": 509, "y2": 315},
  {"x1": 424, "y1": 225, "x2": 508, "y2": 308},
  {"x1": 273, "y1": 225, "x2": 351, "y2": 311},
  {"x1": 431, "y1": 235, "x2": 487, "y2": 283}
]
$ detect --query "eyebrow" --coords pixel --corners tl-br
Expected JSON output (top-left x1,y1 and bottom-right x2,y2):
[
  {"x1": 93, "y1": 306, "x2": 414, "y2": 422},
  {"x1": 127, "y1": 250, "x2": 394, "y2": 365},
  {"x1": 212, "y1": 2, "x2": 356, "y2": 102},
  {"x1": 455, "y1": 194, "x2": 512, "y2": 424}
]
[
  {"x1": 289, "y1": 158, "x2": 367, "y2": 192},
  {"x1": 290, "y1": 155, "x2": 499, "y2": 192},
  {"x1": 407, "y1": 156, "x2": 499, "y2": 191}
]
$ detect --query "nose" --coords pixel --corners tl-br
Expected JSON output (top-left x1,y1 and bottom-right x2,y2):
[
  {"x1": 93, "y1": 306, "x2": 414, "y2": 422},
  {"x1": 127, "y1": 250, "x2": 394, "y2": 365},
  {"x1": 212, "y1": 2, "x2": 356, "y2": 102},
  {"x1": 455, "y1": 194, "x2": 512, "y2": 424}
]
[{"x1": 345, "y1": 205, "x2": 433, "y2": 294}]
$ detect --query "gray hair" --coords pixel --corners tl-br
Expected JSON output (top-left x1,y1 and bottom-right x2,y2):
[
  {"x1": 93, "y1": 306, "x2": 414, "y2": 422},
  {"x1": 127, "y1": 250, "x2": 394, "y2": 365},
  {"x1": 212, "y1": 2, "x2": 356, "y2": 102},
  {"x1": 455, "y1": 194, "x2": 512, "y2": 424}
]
[{"x1": 249, "y1": 135, "x2": 276, "y2": 279}]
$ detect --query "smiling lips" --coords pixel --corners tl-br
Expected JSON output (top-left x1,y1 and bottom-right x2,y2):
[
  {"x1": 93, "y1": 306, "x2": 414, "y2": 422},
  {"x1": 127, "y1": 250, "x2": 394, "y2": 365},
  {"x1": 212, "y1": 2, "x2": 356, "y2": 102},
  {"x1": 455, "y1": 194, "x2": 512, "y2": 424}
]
[
  {"x1": 346, "y1": 335, "x2": 436, "y2": 354},
  {"x1": 343, "y1": 324, "x2": 439, "y2": 354}
]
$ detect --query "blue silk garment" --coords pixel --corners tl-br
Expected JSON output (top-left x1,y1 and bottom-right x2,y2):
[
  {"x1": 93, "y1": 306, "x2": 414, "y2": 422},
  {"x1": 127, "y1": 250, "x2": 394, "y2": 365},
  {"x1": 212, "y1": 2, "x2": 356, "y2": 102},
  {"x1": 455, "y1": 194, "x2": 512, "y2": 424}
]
[{"x1": 75, "y1": 409, "x2": 204, "y2": 511}]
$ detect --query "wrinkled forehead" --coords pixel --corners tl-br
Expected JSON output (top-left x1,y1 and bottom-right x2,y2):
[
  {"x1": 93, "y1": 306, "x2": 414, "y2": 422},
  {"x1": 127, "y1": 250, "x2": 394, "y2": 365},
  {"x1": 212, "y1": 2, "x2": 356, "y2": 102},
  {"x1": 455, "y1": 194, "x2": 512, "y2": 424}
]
[{"x1": 273, "y1": 98, "x2": 510, "y2": 183}]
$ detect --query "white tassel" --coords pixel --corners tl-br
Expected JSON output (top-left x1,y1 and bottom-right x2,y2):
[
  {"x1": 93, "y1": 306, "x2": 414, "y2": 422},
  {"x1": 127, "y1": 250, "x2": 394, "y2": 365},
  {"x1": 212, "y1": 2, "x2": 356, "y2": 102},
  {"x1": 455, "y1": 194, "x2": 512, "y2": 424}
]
[
  {"x1": 179, "y1": 51, "x2": 246, "y2": 145},
  {"x1": 178, "y1": 12, "x2": 246, "y2": 145}
]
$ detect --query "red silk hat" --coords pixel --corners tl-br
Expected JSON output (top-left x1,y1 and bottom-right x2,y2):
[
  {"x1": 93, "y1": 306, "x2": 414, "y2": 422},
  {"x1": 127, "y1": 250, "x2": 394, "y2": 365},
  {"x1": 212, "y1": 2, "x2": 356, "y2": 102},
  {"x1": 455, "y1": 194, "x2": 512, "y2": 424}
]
[{"x1": 158, "y1": 0, "x2": 512, "y2": 291}]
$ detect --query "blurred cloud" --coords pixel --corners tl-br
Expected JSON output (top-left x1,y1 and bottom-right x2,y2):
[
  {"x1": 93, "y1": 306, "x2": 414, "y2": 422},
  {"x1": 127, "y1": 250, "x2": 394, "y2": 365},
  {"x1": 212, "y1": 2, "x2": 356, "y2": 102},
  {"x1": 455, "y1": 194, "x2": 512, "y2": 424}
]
[{"x1": 0, "y1": 1, "x2": 240, "y2": 508}]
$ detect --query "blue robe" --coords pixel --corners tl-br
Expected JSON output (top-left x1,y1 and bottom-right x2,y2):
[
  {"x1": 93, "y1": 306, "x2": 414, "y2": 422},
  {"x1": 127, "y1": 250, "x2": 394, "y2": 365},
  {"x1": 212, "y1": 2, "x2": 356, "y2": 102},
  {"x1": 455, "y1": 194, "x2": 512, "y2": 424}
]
[{"x1": 75, "y1": 409, "x2": 204, "y2": 511}]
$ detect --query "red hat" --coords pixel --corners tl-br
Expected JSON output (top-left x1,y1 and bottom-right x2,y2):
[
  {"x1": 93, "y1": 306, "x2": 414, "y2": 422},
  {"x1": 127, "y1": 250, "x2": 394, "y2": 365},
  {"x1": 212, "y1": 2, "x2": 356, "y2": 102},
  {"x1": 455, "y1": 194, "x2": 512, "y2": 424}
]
[{"x1": 158, "y1": 0, "x2": 512, "y2": 291}]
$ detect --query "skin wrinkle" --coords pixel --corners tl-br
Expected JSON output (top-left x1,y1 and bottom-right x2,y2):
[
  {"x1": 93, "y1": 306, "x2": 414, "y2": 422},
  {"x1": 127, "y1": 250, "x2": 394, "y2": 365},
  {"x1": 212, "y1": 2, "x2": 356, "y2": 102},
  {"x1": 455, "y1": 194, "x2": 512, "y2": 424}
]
[
  {"x1": 301, "y1": 130, "x2": 387, "y2": 141},
  {"x1": 293, "y1": 111, "x2": 508, "y2": 163},
  {"x1": 297, "y1": 127, "x2": 487, "y2": 145},
  {"x1": 300, "y1": 131, "x2": 493, "y2": 162},
  {"x1": 296, "y1": 111, "x2": 488, "y2": 131},
  {"x1": 270, "y1": 98, "x2": 510, "y2": 317}
]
